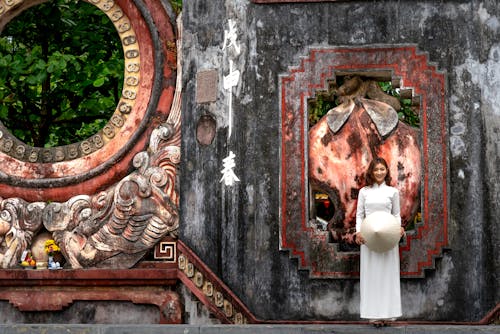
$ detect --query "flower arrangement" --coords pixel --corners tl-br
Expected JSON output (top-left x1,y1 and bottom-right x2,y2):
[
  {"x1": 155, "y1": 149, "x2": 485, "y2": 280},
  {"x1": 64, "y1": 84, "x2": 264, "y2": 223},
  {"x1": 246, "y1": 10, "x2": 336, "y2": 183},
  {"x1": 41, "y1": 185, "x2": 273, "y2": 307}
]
[
  {"x1": 44, "y1": 239, "x2": 62, "y2": 269},
  {"x1": 44, "y1": 239, "x2": 60, "y2": 256}
]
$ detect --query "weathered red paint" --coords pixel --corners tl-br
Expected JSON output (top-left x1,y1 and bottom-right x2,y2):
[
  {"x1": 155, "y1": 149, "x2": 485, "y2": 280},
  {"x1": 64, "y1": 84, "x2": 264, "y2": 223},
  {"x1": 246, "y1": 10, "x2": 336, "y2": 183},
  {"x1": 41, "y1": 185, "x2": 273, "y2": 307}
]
[
  {"x1": 309, "y1": 103, "x2": 421, "y2": 238},
  {"x1": 280, "y1": 46, "x2": 447, "y2": 278},
  {"x1": 0, "y1": 0, "x2": 176, "y2": 202},
  {"x1": 0, "y1": 265, "x2": 181, "y2": 323}
]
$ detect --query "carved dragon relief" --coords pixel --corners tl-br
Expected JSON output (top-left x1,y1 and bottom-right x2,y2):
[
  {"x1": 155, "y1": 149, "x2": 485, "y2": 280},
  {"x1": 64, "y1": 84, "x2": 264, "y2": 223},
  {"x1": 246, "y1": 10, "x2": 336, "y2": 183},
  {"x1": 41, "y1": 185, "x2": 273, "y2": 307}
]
[
  {"x1": 0, "y1": 120, "x2": 180, "y2": 269},
  {"x1": 45, "y1": 122, "x2": 180, "y2": 269}
]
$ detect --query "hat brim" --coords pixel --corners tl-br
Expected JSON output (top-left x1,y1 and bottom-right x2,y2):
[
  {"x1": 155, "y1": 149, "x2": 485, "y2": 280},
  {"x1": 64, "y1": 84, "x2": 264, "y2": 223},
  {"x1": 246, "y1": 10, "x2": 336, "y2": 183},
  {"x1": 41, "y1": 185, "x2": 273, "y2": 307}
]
[{"x1": 361, "y1": 211, "x2": 400, "y2": 253}]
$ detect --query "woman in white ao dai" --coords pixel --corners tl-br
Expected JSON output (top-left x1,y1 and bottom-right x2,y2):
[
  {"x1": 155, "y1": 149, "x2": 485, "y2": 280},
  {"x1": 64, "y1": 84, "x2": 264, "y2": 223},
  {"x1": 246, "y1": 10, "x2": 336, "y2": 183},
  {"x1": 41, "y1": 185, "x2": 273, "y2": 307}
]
[{"x1": 355, "y1": 157, "x2": 405, "y2": 325}]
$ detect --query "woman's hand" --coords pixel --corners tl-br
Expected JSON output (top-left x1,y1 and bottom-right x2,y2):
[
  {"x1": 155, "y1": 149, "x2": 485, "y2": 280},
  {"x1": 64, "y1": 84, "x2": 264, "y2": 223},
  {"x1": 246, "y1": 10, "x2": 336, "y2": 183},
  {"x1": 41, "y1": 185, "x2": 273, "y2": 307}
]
[
  {"x1": 400, "y1": 227, "x2": 406, "y2": 238},
  {"x1": 355, "y1": 232, "x2": 365, "y2": 245}
]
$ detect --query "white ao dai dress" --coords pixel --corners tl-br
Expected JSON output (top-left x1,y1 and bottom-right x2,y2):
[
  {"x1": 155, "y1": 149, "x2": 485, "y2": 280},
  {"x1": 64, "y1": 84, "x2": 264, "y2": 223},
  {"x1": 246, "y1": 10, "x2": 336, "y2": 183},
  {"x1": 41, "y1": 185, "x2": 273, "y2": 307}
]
[{"x1": 356, "y1": 182, "x2": 402, "y2": 320}]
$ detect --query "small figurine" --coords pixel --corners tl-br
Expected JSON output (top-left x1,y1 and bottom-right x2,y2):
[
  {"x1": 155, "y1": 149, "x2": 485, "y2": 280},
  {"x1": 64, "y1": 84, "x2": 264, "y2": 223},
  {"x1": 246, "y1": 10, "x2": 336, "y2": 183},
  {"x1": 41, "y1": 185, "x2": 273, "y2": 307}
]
[{"x1": 48, "y1": 256, "x2": 61, "y2": 269}]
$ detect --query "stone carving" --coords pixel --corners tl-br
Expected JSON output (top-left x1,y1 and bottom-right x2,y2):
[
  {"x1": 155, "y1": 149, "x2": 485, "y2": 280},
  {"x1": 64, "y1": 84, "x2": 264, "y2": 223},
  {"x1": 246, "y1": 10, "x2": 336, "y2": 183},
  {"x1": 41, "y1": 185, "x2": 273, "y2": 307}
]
[
  {"x1": 309, "y1": 76, "x2": 421, "y2": 245},
  {"x1": 0, "y1": 198, "x2": 45, "y2": 268},
  {"x1": 0, "y1": 0, "x2": 180, "y2": 269},
  {"x1": 0, "y1": 120, "x2": 180, "y2": 269},
  {"x1": 42, "y1": 122, "x2": 180, "y2": 269}
]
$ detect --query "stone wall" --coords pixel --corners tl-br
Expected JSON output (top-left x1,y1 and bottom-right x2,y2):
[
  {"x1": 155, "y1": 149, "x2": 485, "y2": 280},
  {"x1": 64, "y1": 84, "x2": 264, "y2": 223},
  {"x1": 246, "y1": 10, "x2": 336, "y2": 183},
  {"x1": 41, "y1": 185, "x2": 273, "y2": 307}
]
[{"x1": 180, "y1": 0, "x2": 499, "y2": 322}]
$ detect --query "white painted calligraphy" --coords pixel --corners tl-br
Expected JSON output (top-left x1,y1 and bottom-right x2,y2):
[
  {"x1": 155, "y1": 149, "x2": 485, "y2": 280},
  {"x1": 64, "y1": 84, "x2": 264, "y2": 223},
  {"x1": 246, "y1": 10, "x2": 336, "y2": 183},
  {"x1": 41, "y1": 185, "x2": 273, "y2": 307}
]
[
  {"x1": 220, "y1": 19, "x2": 242, "y2": 186},
  {"x1": 220, "y1": 151, "x2": 240, "y2": 186},
  {"x1": 223, "y1": 19, "x2": 241, "y2": 56}
]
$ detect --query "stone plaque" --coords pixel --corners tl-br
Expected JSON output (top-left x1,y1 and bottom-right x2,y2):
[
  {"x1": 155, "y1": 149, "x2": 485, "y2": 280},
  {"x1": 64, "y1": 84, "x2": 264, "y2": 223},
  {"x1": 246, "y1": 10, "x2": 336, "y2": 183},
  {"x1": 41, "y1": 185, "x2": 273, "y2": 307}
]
[{"x1": 196, "y1": 69, "x2": 218, "y2": 103}]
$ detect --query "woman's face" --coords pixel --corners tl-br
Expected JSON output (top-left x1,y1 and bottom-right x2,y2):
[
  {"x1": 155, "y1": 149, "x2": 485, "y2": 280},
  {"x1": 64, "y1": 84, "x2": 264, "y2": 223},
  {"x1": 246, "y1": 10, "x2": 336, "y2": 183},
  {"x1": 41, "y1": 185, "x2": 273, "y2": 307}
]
[{"x1": 372, "y1": 163, "x2": 388, "y2": 184}]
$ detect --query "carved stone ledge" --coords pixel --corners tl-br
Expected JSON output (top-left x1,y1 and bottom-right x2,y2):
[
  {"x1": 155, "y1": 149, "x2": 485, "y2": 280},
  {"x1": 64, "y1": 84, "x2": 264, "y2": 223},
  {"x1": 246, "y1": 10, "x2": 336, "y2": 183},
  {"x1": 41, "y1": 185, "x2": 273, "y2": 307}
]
[
  {"x1": 0, "y1": 264, "x2": 181, "y2": 323},
  {"x1": 0, "y1": 264, "x2": 177, "y2": 287},
  {"x1": 1, "y1": 287, "x2": 181, "y2": 323}
]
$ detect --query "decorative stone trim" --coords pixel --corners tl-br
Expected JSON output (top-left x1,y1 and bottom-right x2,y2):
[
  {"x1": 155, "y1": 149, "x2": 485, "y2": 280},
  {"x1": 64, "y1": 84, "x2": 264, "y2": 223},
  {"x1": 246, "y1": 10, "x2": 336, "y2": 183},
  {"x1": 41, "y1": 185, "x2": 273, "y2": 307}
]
[
  {"x1": 0, "y1": 0, "x2": 177, "y2": 202},
  {"x1": 0, "y1": 265, "x2": 182, "y2": 323},
  {"x1": 177, "y1": 241, "x2": 257, "y2": 324},
  {"x1": 154, "y1": 239, "x2": 177, "y2": 262}
]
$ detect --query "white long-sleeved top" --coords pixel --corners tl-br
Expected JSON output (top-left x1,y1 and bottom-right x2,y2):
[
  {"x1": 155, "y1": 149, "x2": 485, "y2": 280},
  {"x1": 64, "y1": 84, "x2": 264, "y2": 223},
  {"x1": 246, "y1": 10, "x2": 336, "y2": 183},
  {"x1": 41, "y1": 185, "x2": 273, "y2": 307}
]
[
  {"x1": 355, "y1": 182, "x2": 402, "y2": 320},
  {"x1": 356, "y1": 182, "x2": 401, "y2": 232}
]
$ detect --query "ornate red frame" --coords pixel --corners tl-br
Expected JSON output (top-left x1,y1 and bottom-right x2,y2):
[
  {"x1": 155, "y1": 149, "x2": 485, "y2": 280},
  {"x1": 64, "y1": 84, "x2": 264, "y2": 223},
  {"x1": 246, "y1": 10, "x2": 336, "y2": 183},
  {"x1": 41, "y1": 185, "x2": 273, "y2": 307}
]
[
  {"x1": 0, "y1": 0, "x2": 177, "y2": 202},
  {"x1": 279, "y1": 45, "x2": 448, "y2": 278}
]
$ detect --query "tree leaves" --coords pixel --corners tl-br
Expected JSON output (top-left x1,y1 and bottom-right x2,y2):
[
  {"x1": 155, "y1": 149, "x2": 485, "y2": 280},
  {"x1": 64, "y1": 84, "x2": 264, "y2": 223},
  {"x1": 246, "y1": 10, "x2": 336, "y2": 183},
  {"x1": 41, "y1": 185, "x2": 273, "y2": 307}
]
[
  {"x1": 0, "y1": 0, "x2": 181, "y2": 148},
  {"x1": 0, "y1": 0, "x2": 123, "y2": 147}
]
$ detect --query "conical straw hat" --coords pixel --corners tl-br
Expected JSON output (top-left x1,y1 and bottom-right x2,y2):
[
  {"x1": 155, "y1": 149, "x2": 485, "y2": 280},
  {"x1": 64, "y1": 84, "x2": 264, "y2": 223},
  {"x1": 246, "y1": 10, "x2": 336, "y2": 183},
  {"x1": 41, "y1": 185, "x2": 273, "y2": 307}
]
[{"x1": 361, "y1": 211, "x2": 401, "y2": 253}]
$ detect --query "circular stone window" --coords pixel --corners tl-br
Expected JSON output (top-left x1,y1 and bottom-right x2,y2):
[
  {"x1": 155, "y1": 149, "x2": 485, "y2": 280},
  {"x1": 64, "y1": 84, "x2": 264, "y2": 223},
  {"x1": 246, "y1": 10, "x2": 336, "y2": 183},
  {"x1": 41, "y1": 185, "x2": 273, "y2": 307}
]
[
  {"x1": 0, "y1": 0, "x2": 177, "y2": 201},
  {"x1": 0, "y1": 0, "x2": 123, "y2": 149}
]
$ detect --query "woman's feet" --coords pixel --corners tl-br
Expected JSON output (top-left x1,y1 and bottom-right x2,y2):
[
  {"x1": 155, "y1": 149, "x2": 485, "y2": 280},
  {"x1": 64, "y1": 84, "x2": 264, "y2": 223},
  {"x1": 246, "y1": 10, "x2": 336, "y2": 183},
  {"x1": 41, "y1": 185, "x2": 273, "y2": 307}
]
[
  {"x1": 369, "y1": 319, "x2": 394, "y2": 327},
  {"x1": 369, "y1": 319, "x2": 385, "y2": 327}
]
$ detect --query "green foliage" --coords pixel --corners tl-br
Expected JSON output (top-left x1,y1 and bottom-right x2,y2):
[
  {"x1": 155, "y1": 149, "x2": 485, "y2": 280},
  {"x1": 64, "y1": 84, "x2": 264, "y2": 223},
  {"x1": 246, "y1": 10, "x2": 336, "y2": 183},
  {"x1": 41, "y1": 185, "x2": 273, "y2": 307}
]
[
  {"x1": 378, "y1": 81, "x2": 419, "y2": 128},
  {"x1": 170, "y1": 0, "x2": 182, "y2": 14},
  {"x1": 308, "y1": 94, "x2": 336, "y2": 128},
  {"x1": 0, "y1": 0, "x2": 123, "y2": 147}
]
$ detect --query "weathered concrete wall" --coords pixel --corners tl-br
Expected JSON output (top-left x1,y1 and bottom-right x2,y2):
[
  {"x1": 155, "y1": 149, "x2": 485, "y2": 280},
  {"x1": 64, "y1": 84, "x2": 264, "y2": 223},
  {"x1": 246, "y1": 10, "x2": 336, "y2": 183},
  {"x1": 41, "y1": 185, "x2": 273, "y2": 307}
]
[{"x1": 180, "y1": 0, "x2": 499, "y2": 322}]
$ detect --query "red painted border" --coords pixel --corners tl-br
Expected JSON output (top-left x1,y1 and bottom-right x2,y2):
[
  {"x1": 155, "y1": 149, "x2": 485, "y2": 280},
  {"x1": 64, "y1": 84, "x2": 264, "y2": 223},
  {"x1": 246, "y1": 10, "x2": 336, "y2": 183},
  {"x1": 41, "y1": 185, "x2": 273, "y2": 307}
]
[
  {"x1": 280, "y1": 45, "x2": 448, "y2": 278},
  {"x1": 0, "y1": 0, "x2": 176, "y2": 202},
  {"x1": 0, "y1": 265, "x2": 177, "y2": 287}
]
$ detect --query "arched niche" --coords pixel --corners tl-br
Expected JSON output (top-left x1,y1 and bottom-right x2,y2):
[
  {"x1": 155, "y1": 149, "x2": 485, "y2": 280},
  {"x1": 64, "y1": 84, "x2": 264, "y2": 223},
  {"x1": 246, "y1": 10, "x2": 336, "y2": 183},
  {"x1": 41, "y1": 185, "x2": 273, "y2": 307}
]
[{"x1": 279, "y1": 45, "x2": 448, "y2": 278}]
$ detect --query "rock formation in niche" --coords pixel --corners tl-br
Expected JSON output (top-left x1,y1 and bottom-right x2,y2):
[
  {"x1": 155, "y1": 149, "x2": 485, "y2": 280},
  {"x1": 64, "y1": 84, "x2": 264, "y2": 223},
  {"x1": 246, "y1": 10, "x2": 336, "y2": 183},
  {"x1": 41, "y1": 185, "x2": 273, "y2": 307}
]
[{"x1": 308, "y1": 76, "x2": 421, "y2": 245}]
